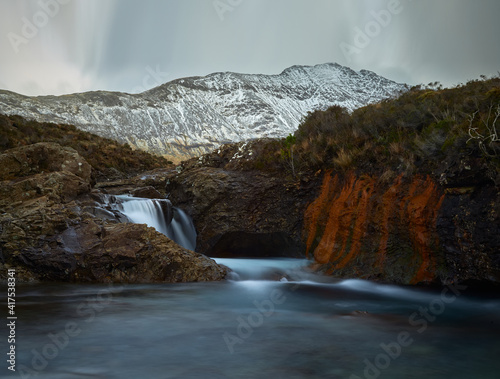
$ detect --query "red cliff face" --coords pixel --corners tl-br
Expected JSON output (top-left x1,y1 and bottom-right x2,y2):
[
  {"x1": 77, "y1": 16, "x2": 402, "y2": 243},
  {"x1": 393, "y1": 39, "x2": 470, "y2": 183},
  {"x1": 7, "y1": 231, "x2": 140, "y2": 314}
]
[{"x1": 304, "y1": 172, "x2": 446, "y2": 284}]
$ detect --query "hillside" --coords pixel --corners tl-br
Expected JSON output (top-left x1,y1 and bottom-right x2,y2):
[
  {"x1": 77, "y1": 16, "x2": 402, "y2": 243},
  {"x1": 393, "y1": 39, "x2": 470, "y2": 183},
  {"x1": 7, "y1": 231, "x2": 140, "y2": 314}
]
[
  {"x1": 0, "y1": 63, "x2": 406, "y2": 162},
  {"x1": 207, "y1": 76, "x2": 499, "y2": 182},
  {"x1": 0, "y1": 114, "x2": 171, "y2": 181},
  {"x1": 290, "y1": 77, "x2": 500, "y2": 179}
]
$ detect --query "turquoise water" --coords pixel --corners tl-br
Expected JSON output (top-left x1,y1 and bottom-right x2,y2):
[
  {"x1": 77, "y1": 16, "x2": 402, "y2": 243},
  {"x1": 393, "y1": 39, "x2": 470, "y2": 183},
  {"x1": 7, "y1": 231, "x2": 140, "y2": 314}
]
[{"x1": 2, "y1": 259, "x2": 500, "y2": 379}]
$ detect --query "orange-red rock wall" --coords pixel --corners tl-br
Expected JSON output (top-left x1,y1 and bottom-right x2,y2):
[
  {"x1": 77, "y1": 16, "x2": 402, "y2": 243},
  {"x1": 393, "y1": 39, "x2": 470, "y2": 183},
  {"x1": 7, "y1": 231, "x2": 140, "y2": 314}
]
[{"x1": 304, "y1": 172, "x2": 445, "y2": 283}]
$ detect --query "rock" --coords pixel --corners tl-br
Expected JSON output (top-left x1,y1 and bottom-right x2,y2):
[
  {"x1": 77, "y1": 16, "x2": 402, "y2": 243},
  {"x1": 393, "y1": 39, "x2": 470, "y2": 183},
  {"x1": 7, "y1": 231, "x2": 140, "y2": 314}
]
[
  {"x1": 80, "y1": 223, "x2": 227, "y2": 282},
  {"x1": 302, "y1": 173, "x2": 443, "y2": 283},
  {"x1": 94, "y1": 178, "x2": 136, "y2": 195},
  {"x1": 165, "y1": 142, "x2": 500, "y2": 285},
  {"x1": 16, "y1": 222, "x2": 227, "y2": 283},
  {"x1": 166, "y1": 166, "x2": 311, "y2": 258},
  {"x1": 302, "y1": 171, "x2": 500, "y2": 284},
  {"x1": 0, "y1": 171, "x2": 92, "y2": 210},
  {"x1": 0, "y1": 143, "x2": 227, "y2": 283},
  {"x1": 131, "y1": 186, "x2": 163, "y2": 199},
  {"x1": 94, "y1": 168, "x2": 172, "y2": 196},
  {"x1": 0, "y1": 142, "x2": 93, "y2": 211}
]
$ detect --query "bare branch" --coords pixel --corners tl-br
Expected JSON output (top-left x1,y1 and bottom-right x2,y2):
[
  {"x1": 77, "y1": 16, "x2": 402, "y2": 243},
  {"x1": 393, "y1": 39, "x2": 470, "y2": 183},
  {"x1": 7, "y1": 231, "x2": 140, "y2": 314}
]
[
  {"x1": 466, "y1": 107, "x2": 499, "y2": 156},
  {"x1": 491, "y1": 104, "x2": 500, "y2": 142},
  {"x1": 482, "y1": 104, "x2": 494, "y2": 137}
]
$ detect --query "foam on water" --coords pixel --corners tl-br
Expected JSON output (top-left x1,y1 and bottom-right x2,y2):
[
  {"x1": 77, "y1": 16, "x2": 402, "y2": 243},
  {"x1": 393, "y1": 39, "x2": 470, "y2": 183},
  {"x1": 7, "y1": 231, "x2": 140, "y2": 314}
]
[{"x1": 214, "y1": 257, "x2": 311, "y2": 281}]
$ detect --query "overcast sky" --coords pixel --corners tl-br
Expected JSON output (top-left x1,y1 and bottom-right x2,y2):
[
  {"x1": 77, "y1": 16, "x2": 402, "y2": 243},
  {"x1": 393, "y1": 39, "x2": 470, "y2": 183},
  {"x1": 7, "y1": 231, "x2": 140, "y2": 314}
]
[{"x1": 1, "y1": 0, "x2": 499, "y2": 96}]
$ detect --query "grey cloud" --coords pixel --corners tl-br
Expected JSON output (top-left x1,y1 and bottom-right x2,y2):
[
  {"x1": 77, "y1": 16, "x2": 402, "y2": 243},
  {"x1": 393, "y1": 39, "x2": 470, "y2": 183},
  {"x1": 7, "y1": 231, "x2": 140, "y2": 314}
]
[{"x1": 0, "y1": 0, "x2": 498, "y2": 95}]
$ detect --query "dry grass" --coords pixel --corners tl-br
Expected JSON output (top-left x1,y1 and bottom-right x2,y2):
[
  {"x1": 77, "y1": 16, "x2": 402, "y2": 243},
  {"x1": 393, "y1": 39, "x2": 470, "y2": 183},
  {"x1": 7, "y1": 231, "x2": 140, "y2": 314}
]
[
  {"x1": 389, "y1": 141, "x2": 406, "y2": 156},
  {"x1": 333, "y1": 148, "x2": 358, "y2": 169},
  {"x1": 287, "y1": 76, "x2": 500, "y2": 175}
]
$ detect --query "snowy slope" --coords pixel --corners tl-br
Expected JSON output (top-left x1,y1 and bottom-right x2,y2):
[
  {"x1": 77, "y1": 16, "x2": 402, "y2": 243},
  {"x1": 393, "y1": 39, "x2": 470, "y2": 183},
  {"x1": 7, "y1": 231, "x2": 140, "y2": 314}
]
[{"x1": 0, "y1": 63, "x2": 407, "y2": 162}]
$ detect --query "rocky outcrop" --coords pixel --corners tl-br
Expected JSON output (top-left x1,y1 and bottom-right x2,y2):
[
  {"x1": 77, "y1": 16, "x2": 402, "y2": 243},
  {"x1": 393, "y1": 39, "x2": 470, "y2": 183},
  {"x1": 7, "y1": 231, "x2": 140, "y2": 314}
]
[
  {"x1": 165, "y1": 142, "x2": 500, "y2": 285},
  {"x1": 0, "y1": 143, "x2": 227, "y2": 283},
  {"x1": 163, "y1": 141, "x2": 315, "y2": 257},
  {"x1": 17, "y1": 222, "x2": 227, "y2": 283},
  {"x1": 0, "y1": 142, "x2": 93, "y2": 208},
  {"x1": 130, "y1": 186, "x2": 164, "y2": 199},
  {"x1": 166, "y1": 166, "x2": 311, "y2": 257},
  {"x1": 304, "y1": 174, "x2": 442, "y2": 283},
  {"x1": 0, "y1": 141, "x2": 93, "y2": 182},
  {"x1": 303, "y1": 172, "x2": 499, "y2": 284}
]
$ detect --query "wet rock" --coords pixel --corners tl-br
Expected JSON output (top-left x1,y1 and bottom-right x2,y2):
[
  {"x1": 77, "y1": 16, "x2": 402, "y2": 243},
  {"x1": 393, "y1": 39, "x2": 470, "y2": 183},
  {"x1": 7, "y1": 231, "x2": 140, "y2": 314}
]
[
  {"x1": 302, "y1": 171, "x2": 500, "y2": 284},
  {"x1": 0, "y1": 143, "x2": 228, "y2": 283},
  {"x1": 76, "y1": 223, "x2": 227, "y2": 283},
  {"x1": 14, "y1": 222, "x2": 227, "y2": 283}
]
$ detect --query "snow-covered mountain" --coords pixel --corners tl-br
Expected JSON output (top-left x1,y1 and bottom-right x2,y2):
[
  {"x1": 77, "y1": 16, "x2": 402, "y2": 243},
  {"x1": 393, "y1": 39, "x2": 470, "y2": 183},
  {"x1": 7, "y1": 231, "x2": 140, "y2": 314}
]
[{"x1": 0, "y1": 63, "x2": 407, "y2": 162}]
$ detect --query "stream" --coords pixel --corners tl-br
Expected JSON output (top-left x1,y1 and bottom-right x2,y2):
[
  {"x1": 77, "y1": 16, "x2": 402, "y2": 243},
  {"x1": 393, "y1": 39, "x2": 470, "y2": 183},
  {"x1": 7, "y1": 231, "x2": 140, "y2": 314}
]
[{"x1": 3, "y1": 258, "x2": 500, "y2": 379}]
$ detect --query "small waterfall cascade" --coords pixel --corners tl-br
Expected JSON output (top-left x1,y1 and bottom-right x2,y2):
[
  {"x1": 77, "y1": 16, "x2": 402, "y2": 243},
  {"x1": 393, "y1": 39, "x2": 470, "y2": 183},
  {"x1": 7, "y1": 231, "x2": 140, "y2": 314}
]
[{"x1": 105, "y1": 195, "x2": 197, "y2": 251}]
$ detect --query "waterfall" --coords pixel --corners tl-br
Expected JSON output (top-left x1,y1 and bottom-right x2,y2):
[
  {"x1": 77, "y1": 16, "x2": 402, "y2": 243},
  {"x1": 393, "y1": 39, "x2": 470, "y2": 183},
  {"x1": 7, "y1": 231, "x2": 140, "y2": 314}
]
[
  {"x1": 164, "y1": 208, "x2": 198, "y2": 253},
  {"x1": 106, "y1": 195, "x2": 197, "y2": 251}
]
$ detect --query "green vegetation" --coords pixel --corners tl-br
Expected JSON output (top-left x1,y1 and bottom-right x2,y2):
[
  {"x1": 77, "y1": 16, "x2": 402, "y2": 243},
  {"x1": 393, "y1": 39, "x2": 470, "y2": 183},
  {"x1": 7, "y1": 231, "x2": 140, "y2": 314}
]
[
  {"x1": 274, "y1": 76, "x2": 500, "y2": 180},
  {"x1": 0, "y1": 114, "x2": 171, "y2": 179},
  {"x1": 281, "y1": 133, "x2": 297, "y2": 177}
]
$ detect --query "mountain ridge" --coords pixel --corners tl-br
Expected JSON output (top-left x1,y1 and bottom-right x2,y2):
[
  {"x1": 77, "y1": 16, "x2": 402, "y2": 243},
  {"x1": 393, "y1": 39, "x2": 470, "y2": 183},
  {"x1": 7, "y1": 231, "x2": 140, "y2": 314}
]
[{"x1": 0, "y1": 63, "x2": 407, "y2": 162}]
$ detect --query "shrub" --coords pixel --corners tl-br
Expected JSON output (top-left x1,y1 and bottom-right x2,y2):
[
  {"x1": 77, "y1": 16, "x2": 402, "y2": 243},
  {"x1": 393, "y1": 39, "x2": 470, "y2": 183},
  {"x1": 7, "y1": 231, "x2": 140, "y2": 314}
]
[{"x1": 278, "y1": 76, "x2": 500, "y2": 176}]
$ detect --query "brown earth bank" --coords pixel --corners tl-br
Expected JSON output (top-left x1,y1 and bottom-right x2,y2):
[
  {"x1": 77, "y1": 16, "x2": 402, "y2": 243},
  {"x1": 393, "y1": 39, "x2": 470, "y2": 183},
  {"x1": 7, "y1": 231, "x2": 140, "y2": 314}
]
[{"x1": 0, "y1": 142, "x2": 227, "y2": 283}]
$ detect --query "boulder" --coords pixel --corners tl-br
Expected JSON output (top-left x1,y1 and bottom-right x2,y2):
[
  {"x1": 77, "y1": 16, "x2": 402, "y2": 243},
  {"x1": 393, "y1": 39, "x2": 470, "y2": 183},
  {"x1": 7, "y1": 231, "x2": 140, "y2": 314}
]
[
  {"x1": 16, "y1": 222, "x2": 227, "y2": 283},
  {"x1": 78, "y1": 223, "x2": 227, "y2": 282}
]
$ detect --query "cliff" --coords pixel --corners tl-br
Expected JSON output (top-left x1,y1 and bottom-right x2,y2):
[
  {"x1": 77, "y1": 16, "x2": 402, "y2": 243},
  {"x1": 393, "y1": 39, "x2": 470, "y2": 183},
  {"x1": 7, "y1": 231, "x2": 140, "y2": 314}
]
[{"x1": 303, "y1": 172, "x2": 499, "y2": 284}]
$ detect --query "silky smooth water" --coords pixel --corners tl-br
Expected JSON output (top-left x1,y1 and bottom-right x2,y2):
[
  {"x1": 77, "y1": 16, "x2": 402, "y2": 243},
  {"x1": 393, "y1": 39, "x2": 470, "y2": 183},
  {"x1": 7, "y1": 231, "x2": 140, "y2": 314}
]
[
  {"x1": 3, "y1": 259, "x2": 500, "y2": 379},
  {"x1": 107, "y1": 195, "x2": 197, "y2": 251}
]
